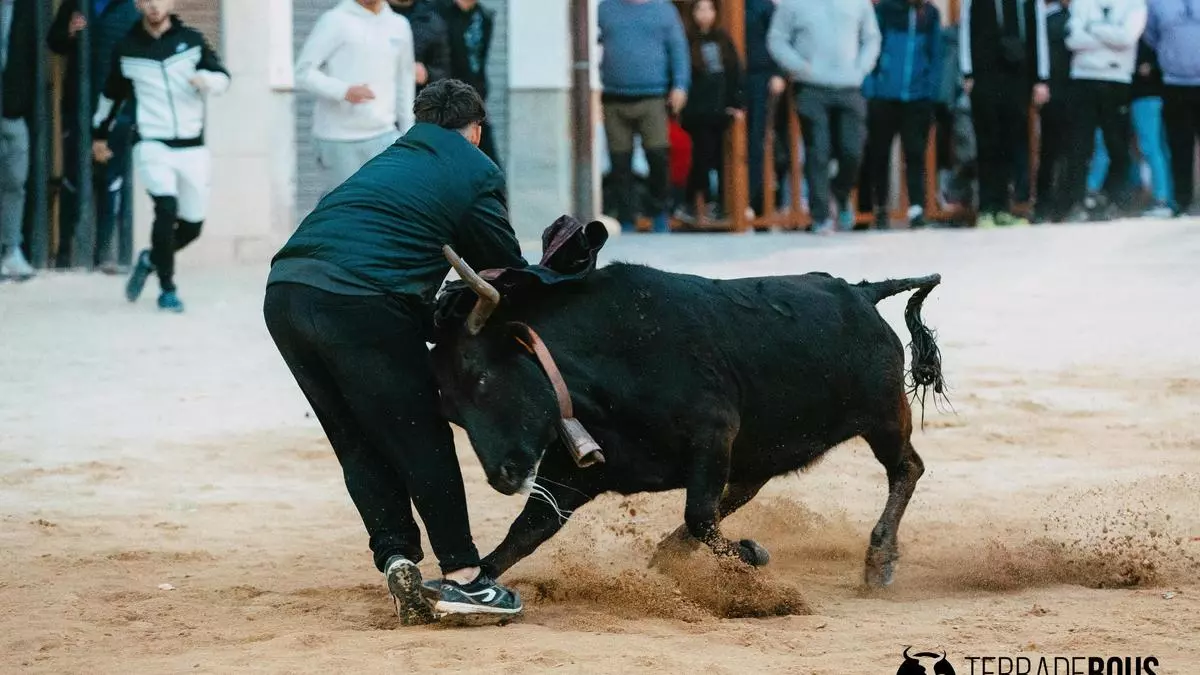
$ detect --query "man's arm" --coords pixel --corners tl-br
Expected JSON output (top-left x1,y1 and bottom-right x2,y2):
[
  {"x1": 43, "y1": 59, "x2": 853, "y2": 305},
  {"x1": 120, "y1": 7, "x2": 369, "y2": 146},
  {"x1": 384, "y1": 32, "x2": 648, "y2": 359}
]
[
  {"x1": 395, "y1": 18, "x2": 417, "y2": 133},
  {"x1": 294, "y1": 13, "x2": 354, "y2": 102},
  {"x1": 767, "y1": 3, "x2": 811, "y2": 81},
  {"x1": 664, "y1": 5, "x2": 691, "y2": 92},
  {"x1": 1066, "y1": 0, "x2": 1106, "y2": 52},
  {"x1": 1143, "y1": 1, "x2": 1160, "y2": 49},
  {"x1": 926, "y1": 5, "x2": 945, "y2": 98},
  {"x1": 856, "y1": 0, "x2": 882, "y2": 81},
  {"x1": 193, "y1": 33, "x2": 232, "y2": 96},
  {"x1": 455, "y1": 177, "x2": 528, "y2": 273},
  {"x1": 1088, "y1": 3, "x2": 1148, "y2": 50},
  {"x1": 92, "y1": 50, "x2": 133, "y2": 140},
  {"x1": 959, "y1": 0, "x2": 974, "y2": 80},
  {"x1": 47, "y1": 0, "x2": 79, "y2": 55},
  {"x1": 425, "y1": 13, "x2": 452, "y2": 84}
]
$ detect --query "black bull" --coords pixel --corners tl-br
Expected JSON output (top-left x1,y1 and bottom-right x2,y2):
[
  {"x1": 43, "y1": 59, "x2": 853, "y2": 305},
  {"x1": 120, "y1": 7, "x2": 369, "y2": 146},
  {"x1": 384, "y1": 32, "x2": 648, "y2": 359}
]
[{"x1": 431, "y1": 257, "x2": 946, "y2": 588}]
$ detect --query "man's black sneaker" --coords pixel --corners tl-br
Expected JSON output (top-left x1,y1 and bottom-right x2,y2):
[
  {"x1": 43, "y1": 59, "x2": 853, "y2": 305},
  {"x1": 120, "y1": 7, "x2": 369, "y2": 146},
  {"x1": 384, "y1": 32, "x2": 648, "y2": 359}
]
[
  {"x1": 384, "y1": 556, "x2": 436, "y2": 626},
  {"x1": 433, "y1": 573, "x2": 523, "y2": 619}
]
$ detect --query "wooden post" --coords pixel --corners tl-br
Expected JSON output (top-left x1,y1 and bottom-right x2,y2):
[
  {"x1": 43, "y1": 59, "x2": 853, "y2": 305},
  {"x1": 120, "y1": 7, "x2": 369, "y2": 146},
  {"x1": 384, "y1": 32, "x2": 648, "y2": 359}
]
[
  {"x1": 570, "y1": 0, "x2": 595, "y2": 223},
  {"x1": 724, "y1": 0, "x2": 748, "y2": 231},
  {"x1": 71, "y1": 0, "x2": 96, "y2": 269}
]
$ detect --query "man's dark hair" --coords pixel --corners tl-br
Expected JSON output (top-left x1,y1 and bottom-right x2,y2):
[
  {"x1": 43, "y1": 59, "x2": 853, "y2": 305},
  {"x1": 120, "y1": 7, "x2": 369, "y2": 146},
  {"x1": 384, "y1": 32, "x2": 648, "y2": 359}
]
[{"x1": 414, "y1": 79, "x2": 487, "y2": 130}]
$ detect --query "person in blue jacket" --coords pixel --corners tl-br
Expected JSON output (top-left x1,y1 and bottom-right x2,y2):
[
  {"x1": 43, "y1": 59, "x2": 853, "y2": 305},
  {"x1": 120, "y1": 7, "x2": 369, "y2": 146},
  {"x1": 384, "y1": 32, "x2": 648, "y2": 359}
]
[{"x1": 863, "y1": 0, "x2": 943, "y2": 229}]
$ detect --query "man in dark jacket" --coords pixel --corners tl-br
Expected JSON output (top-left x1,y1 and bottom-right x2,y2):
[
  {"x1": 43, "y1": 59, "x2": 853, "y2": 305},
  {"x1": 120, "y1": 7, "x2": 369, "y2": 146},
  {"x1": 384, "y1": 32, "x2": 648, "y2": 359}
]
[
  {"x1": 1033, "y1": 0, "x2": 1073, "y2": 222},
  {"x1": 744, "y1": 0, "x2": 788, "y2": 217},
  {"x1": 439, "y1": 0, "x2": 501, "y2": 166},
  {"x1": 863, "y1": 0, "x2": 943, "y2": 229},
  {"x1": 960, "y1": 0, "x2": 1051, "y2": 228},
  {"x1": 48, "y1": 0, "x2": 140, "y2": 270},
  {"x1": 389, "y1": 0, "x2": 450, "y2": 92},
  {"x1": 1, "y1": 0, "x2": 37, "y2": 280},
  {"x1": 265, "y1": 80, "x2": 526, "y2": 627}
]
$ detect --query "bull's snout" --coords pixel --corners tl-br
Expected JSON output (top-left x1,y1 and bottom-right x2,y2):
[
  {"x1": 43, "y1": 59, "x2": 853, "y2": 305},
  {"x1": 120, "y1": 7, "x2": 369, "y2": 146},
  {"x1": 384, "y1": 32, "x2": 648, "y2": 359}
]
[{"x1": 490, "y1": 459, "x2": 525, "y2": 496}]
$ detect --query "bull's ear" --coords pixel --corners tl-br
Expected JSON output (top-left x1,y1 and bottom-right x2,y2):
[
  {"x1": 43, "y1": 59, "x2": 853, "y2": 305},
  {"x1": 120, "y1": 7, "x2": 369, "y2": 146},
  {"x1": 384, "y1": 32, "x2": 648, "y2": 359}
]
[{"x1": 506, "y1": 322, "x2": 538, "y2": 358}]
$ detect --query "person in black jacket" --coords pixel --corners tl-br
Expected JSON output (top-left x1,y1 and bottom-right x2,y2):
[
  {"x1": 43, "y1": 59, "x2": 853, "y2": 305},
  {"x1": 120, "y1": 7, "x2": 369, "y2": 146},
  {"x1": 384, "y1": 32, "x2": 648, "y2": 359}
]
[
  {"x1": 48, "y1": 0, "x2": 141, "y2": 270},
  {"x1": 960, "y1": 0, "x2": 1051, "y2": 228},
  {"x1": 390, "y1": 0, "x2": 450, "y2": 93},
  {"x1": 265, "y1": 80, "x2": 526, "y2": 627},
  {"x1": 1033, "y1": 0, "x2": 1072, "y2": 222},
  {"x1": 439, "y1": 0, "x2": 500, "y2": 167},
  {"x1": 681, "y1": 0, "x2": 744, "y2": 220},
  {"x1": 744, "y1": 0, "x2": 787, "y2": 217},
  {"x1": 1, "y1": 0, "x2": 37, "y2": 280}
]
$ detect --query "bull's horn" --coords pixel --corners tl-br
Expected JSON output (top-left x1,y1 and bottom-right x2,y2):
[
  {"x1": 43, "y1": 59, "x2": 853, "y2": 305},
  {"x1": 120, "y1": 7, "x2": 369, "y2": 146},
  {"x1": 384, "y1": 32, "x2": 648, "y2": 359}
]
[{"x1": 443, "y1": 245, "x2": 501, "y2": 335}]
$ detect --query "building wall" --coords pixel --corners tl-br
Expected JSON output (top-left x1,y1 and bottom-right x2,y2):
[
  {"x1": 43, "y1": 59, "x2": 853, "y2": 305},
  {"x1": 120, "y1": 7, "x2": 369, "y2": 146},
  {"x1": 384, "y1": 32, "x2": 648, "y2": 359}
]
[{"x1": 132, "y1": 0, "x2": 296, "y2": 266}]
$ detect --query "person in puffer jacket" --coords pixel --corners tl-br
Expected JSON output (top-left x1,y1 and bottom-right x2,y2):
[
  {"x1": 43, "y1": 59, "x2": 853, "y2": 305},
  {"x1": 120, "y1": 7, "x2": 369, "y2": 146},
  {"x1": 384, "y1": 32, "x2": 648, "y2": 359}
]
[
  {"x1": 1145, "y1": 0, "x2": 1200, "y2": 215},
  {"x1": 1060, "y1": 0, "x2": 1147, "y2": 221},
  {"x1": 863, "y1": 0, "x2": 943, "y2": 229}
]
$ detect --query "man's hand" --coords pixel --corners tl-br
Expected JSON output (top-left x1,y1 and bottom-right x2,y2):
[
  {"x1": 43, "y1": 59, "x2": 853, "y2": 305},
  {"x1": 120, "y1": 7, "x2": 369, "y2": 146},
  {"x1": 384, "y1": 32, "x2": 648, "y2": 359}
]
[
  {"x1": 68, "y1": 12, "x2": 87, "y2": 38},
  {"x1": 768, "y1": 75, "x2": 787, "y2": 96},
  {"x1": 963, "y1": 77, "x2": 974, "y2": 95},
  {"x1": 345, "y1": 84, "x2": 376, "y2": 104},
  {"x1": 92, "y1": 140, "x2": 113, "y2": 164},
  {"x1": 415, "y1": 63, "x2": 428, "y2": 86},
  {"x1": 726, "y1": 108, "x2": 745, "y2": 120},
  {"x1": 1033, "y1": 83, "x2": 1051, "y2": 107},
  {"x1": 1139, "y1": 63, "x2": 1152, "y2": 77},
  {"x1": 668, "y1": 88, "x2": 688, "y2": 116},
  {"x1": 190, "y1": 75, "x2": 210, "y2": 93}
]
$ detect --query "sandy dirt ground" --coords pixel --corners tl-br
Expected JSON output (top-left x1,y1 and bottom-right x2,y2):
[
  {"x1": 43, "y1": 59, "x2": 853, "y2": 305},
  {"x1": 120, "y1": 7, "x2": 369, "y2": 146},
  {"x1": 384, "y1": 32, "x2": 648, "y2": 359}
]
[{"x1": 2, "y1": 220, "x2": 1199, "y2": 674}]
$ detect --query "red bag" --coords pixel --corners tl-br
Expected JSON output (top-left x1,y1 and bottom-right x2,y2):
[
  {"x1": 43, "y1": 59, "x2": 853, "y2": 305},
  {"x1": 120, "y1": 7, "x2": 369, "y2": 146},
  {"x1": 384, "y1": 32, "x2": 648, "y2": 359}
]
[{"x1": 668, "y1": 120, "x2": 692, "y2": 189}]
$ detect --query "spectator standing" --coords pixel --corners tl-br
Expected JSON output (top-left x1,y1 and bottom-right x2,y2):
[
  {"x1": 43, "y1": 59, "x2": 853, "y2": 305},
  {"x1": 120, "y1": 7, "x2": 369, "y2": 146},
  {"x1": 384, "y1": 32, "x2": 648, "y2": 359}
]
[
  {"x1": 296, "y1": 0, "x2": 416, "y2": 197},
  {"x1": 863, "y1": 0, "x2": 943, "y2": 230},
  {"x1": 1085, "y1": 38, "x2": 1174, "y2": 217},
  {"x1": 681, "y1": 0, "x2": 745, "y2": 221},
  {"x1": 769, "y1": 0, "x2": 881, "y2": 234},
  {"x1": 0, "y1": 0, "x2": 35, "y2": 280},
  {"x1": 1061, "y1": 0, "x2": 1147, "y2": 222},
  {"x1": 744, "y1": 0, "x2": 787, "y2": 217},
  {"x1": 1034, "y1": 0, "x2": 1074, "y2": 222},
  {"x1": 960, "y1": 0, "x2": 1051, "y2": 228},
  {"x1": 48, "y1": 0, "x2": 141, "y2": 270},
  {"x1": 92, "y1": 0, "x2": 230, "y2": 313},
  {"x1": 1144, "y1": 0, "x2": 1200, "y2": 216},
  {"x1": 933, "y1": 19, "x2": 964, "y2": 207},
  {"x1": 439, "y1": 0, "x2": 501, "y2": 167},
  {"x1": 389, "y1": 0, "x2": 450, "y2": 93},
  {"x1": 598, "y1": 0, "x2": 690, "y2": 233}
]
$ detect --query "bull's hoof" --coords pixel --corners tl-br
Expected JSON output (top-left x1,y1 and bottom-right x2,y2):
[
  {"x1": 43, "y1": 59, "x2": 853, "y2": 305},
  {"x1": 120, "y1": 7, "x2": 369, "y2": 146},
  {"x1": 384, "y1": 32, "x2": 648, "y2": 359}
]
[
  {"x1": 737, "y1": 539, "x2": 771, "y2": 567},
  {"x1": 864, "y1": 559, "x2": 896, "y2": 588}
]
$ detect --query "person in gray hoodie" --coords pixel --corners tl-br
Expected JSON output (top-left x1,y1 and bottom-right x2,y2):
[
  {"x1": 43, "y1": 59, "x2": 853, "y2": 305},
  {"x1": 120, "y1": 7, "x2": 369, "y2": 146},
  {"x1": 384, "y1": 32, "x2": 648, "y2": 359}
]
[
  {"x1": 768, "y1": 0, "x2": 881, "y2": 233},
  {"x1": 1145, "y1": 0, "x2": 1200, "y2": 215}
]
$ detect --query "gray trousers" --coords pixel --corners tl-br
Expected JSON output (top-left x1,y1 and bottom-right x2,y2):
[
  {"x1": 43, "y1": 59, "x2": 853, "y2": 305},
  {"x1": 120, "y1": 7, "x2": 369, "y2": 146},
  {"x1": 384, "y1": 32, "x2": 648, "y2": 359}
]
[
  {"x1": 314, "y1": 130, "x2": 402, "y2": 197},
  {"x1": 0, "y1": 117, "x2": 29, "y2": 249},
  {"x1": 796, "y1": 85, "x2": 867, "y2": 223}
]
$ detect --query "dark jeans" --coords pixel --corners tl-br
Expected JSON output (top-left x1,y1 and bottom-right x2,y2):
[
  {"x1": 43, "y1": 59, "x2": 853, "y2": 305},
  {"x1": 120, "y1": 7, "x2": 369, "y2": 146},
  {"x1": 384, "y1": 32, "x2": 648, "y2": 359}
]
[
  {"x1": 263, "y1": 283, "x2": 482, "y2": 574},
  {"x1": 1064, "y1": 79, "x2": 1133, "y2": 211},
  {"x1": 683, "y1": 117, "x2": 728, "y2": 207},
  {"x1": 1163, "y1": 84, "x2": 1199, "y2": 213},
  {"x1": 865, "y1": 99, "x2": 933, "y2": 215},
  {"x1": 970, "y1": 77, "x2": 1030, "y2": 214},
  {"x1": 746, "y1": 71, "x2": 785, "y2": 214},
  {"x1": 57, "y1": 108, "x2": 134, "y2": 267},
  {"x1": 1035, "y1": 98, "x2": 1073, "y2": 220},
  {"x1": 796, "y1": 84, "x2": 867, "y2": 222}
]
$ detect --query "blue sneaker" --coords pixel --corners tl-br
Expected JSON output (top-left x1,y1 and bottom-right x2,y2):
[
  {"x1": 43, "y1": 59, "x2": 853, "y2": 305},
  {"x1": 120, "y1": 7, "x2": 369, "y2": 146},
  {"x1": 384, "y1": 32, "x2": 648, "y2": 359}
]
[
  {"x1": 157, "y1": 290, "x2": 185, "y2": 313},
  {"x1": 433, "y1": 573, "x2": 523, "y2": 623},
  {"x1": 837, "y1": 208, "x2": 856, "y2": 231},
  {"x1": 620, "y1": 221, "x2": 636, "y2": 233},
  {"x1": 652, "y1": 213, "x2": 671, "y2": 233},
  {"x1": 125, "y1": 249, "x2": 154, "y2": 302}
]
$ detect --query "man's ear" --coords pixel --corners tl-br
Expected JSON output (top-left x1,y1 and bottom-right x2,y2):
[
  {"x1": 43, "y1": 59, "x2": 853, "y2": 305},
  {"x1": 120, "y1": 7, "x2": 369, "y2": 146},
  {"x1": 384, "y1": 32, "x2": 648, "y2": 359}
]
[{"x1": 467, "y1": 122, "x2": 483, "y2": 147}]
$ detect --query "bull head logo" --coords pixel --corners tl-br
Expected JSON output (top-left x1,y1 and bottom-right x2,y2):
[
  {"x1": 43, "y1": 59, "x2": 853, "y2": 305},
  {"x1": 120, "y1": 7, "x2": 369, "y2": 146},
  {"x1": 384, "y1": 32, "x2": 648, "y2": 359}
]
[
  {"x1": 443, "y1": 246, "x2": 501, "y2": 335},
  {"x1": 897, "y1": 647, "x2": 956, "y2": 675}
]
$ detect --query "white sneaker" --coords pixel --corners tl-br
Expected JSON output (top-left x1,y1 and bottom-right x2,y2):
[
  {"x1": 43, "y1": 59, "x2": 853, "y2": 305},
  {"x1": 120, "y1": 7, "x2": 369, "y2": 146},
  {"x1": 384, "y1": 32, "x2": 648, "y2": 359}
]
[
  {"x1": 1, "y1": 248, "x2": 35, "y2": 281},
  {"x1": 1142, "y1": 203, "x2": 1174, "y2": 219}
]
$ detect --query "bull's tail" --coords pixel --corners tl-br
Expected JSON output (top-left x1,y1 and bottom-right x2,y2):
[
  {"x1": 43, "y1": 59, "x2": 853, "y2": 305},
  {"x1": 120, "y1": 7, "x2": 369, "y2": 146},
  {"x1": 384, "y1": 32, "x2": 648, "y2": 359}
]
[{"x1": 856, "y1": 275, "x2": 948, "y2": 423}]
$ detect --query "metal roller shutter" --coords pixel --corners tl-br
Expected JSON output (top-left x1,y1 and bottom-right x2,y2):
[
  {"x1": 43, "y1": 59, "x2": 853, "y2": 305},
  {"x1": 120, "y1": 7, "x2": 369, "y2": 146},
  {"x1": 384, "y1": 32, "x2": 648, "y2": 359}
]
[{"x1": 174, "y1": 0, "x2": 222, "y2": 47}]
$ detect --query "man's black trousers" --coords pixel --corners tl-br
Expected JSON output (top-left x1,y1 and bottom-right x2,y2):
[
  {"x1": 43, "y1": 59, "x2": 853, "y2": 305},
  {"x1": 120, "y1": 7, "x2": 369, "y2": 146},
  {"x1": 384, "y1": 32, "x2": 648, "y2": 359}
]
[
  {"x1": 1064, "y1": 79, "x2": 1134, "y2": 211},
  {"x1": 263, "y1": 283, "x2": 481, "y2": 574},
  {"x1": 970, "y1": 76, "x2": 1030, "y2": 214}
]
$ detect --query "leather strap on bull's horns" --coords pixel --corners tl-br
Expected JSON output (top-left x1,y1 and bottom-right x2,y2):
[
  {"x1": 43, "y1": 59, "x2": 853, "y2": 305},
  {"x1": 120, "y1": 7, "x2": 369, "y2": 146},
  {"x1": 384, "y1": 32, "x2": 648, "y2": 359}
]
[{"x1": 510, "y1": 322, "x2": 605, "y2": 468}]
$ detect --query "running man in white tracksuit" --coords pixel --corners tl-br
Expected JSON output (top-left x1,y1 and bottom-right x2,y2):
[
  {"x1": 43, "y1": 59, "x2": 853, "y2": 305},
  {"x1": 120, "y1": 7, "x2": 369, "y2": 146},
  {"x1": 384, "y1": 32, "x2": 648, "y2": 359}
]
[{"x1": 93, "y1": 0, "x2": 229, "y2": 313}]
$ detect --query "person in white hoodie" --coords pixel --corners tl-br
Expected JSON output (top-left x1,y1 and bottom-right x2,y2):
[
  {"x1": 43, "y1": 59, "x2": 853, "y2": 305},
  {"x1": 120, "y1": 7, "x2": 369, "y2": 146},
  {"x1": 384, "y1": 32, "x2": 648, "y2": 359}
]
[
  {"x1": 1061, "y1": 0, "x2": 1147, "y2": 220},
  {"x1": 768, "y1": 0, "x2": 881, "y2": 234},
  {"x1": 296, "y1": 0, "x2": 416, "y2": 196}
]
